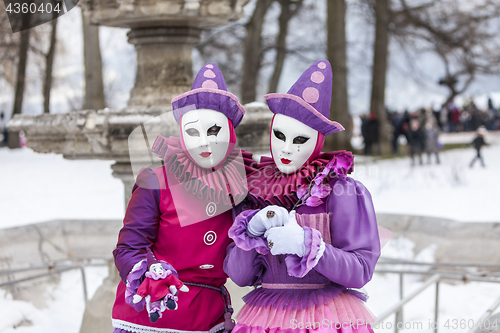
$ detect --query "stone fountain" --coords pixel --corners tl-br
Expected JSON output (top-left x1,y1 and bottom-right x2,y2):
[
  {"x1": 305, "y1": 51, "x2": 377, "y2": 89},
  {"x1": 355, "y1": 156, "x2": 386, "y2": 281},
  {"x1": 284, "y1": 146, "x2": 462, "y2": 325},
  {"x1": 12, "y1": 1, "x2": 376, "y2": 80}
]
[
  {"x1": 7, "y1": 0, "x2": 274, "y2": 331},
  {"x1": 8, "y1": 0, "x2": 273, "y2": 205}
]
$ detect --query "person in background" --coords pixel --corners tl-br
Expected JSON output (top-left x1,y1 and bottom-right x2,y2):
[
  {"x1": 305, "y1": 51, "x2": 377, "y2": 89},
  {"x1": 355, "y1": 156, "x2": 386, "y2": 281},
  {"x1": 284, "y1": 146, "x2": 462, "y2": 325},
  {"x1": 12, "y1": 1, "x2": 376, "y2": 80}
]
[
  {"x1": 0, "y1": 111, "x2": 6, "y2": 147},
  {"x1": 470, "y1": 126, "x2": 489, "y2": 168},
  {"x1": 363, "y1": 111, "x2": 379, "y2": 155},
  {"x1": 424, "y1": 119, "x2": 441, "y2": 164},
  {"x1": 407, "y1": 119, "x2": 424, "y2": 166},
  {"x1": 391, "y1": 111, "x2": 403, "y2": 154}
]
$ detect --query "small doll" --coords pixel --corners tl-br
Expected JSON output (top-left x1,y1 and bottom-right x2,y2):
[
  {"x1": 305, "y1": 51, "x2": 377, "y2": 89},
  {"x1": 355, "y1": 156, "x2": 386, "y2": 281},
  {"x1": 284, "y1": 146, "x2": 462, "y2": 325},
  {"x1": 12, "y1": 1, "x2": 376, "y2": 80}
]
[{"x1": 132, "y1": 250, "x2": 189, "y2": 322}]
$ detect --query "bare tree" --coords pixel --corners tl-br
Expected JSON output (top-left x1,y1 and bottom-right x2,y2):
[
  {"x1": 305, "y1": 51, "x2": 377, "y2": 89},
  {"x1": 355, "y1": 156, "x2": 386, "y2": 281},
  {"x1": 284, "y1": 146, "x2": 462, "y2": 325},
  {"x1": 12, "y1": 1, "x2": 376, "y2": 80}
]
[
  {"x1": 369, "y1": 0, "x2": 391, "y2": 154},
  {"x1": 241, "y1": 0, "x2": 275, "y2": 104},
  {"x1": 326, "y1": 0, "x2": 352, "y2": 151},
  {"x1": 81, "y1": 2, "x2": 105, "y2": 110},
  {"x1": 267, "y1": 0, "x2": 303, "y2": 93},
  {"x1": 393, "y1": 0, "x2": 500, "y2": 105},
  {"x1": 43, "y1": 7, "x2": 58, "y2": 114},
  {"x1": 12, "y1": 30, "x2": 30, "y2": 117}
]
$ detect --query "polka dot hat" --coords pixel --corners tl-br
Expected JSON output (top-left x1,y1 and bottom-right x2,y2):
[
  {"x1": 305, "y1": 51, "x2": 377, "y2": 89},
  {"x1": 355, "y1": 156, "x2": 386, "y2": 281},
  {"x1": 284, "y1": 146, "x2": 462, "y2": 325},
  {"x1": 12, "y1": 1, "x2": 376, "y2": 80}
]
[
  {"x1": 172, "y1": 63, "x2": 245, "y2": 127},
  {"x1": 265, "y1": 60, "x2": 344, "y2": 135}
]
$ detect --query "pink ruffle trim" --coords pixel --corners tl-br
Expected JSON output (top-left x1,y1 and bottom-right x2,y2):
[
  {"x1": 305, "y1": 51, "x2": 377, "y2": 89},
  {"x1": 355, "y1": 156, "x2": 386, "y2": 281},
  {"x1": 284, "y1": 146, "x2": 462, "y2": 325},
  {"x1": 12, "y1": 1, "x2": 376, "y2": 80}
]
[
  {"x1": 152, "y1": 135, "x2": 254, "y2": 206},
  {"x1": 233, "y1": 324, "x2": 374, "y2": 333},
  {"x1": 236, "y1": 292, "x2": 375, "y2": 330},
  {"x1": 247, "y1": 152, "x2": 354, "y2": 210},
  {"x1": 286, "y1": 227, "x2": 323, "y2": 278},
  {"x1": 229, "y1": 209, "x2": 270, "y2": 255}
]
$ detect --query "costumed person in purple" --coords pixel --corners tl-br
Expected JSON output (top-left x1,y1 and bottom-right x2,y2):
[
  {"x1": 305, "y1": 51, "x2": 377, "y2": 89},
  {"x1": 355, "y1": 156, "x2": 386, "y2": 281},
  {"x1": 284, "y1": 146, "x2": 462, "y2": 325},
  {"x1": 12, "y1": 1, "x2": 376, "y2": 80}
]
[
  {"x1": 132, "y1": 249, "x2": 189, "y2": 322},
  {"x1": 112, "y1": 63, "x2": 257, "y2": 333},
  {"x1": 224, "y1": 60, "x2": 386, "y2": 333}
]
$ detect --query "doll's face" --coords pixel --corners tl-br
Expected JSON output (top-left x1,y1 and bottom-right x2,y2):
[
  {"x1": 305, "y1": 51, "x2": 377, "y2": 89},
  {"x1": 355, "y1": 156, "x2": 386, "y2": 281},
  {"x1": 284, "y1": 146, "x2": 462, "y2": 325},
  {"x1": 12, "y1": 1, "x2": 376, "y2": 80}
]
[
  {"x1": 150, "y1": 263, "x2": 165, "y2": 277},
  {"x1": 181, "y1": 109, "x2": 231, "y2": 169},
  {"x1": 271, "y1": 114, "x2": 319, "y2": 174}
]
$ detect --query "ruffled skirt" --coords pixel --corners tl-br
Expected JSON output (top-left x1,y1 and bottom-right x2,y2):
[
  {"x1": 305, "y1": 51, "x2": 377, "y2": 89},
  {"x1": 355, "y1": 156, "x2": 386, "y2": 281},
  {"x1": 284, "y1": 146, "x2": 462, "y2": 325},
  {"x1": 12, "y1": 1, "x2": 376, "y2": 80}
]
[{"x1": 235, "y1": 292, "x2": 375, "y2": 333}]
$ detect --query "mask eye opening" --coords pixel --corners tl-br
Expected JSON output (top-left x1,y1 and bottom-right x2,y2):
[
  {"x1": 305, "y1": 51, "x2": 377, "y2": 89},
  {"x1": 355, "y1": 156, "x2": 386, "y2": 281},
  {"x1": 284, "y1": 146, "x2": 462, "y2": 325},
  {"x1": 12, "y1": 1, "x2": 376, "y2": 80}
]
[
  {"x1": 185, "y1": 128, "x2": 200, "y2": 137},
  {"x1": 273, "y1": 130, "x2": 286, "y2": 142},
  {"x1": 207, "y1": 124, "x2": 222, "y2": 136},
  {"x1": 292, "y1": 136, "x2": 310, "y2": 145}
]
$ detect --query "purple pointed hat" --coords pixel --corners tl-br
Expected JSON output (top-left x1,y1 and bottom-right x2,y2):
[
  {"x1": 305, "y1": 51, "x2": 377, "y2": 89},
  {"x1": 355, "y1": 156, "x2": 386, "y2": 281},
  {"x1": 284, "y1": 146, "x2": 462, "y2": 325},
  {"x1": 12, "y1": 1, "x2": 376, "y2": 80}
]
[
  {"x1": 265, "y1": 60, "x2": 344, "y2": 135},
  {"x1": 172, "y1": 63, "x2": 245, "y2": 127}
]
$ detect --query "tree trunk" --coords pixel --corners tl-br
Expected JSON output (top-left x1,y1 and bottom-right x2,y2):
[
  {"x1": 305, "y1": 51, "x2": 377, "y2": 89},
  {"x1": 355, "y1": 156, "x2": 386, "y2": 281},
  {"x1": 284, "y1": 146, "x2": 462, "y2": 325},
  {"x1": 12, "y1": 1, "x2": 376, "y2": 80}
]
[
  {"x1": 43, "y1": 11, "x2": 58, "y2": 114},
  {"x1": 326, "y1": 0, "x2": 352, "y2": 151},
  {"x1": 241, "y1": 0, "x2": 273, "y2": 104},
  {"x1": 81, "y1": 7, "x2": 105, "y2": 110},
  {"x1": 10, "y1": 28, "x2": 31, "y2": 148},
  {"x1": 12, "y1": 29, "x2": 30, "y2": 116},
  {"x1": 369, "y1": 0, "x2": 391, "y2": 155},
  {"x1": 268, "y1": 0, "x2": 303, "y2": 93}
]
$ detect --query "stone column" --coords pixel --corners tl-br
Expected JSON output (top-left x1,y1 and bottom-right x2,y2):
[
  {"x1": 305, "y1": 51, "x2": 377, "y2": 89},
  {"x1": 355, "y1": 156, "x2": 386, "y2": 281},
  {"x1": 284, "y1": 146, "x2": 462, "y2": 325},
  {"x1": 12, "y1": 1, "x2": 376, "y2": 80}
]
[
  {"x1": 127, "y1": 27, "x2": 202, "y2": 108},
  {"x1": 79, "y1": 260, "x2": 120, "y2": 333},
  {"x1": 111, "y1": 162, "x2": 136, "y2": 208}
]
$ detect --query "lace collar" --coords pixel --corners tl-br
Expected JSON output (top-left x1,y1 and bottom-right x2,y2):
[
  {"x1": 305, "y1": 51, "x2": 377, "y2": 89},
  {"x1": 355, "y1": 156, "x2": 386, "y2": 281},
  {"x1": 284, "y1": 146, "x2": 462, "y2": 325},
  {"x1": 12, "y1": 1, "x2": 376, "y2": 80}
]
[
  {"x1": 247, "y1": 151, "x2": 354, "y2": 209},
  {"x1": 152, "y1": 135, "x2": 256, "y2": 206}
]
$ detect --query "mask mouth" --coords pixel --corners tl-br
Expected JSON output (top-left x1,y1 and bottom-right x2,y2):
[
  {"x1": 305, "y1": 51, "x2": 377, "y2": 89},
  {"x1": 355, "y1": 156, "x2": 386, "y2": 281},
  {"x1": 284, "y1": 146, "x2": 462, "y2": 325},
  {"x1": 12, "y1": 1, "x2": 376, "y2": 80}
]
[
  {"x1": 281, "y1": 158, "x2": 292, "y2": 165},
  {"x1": 199, "y1": 152, "x2": 212, "y2": 158}
]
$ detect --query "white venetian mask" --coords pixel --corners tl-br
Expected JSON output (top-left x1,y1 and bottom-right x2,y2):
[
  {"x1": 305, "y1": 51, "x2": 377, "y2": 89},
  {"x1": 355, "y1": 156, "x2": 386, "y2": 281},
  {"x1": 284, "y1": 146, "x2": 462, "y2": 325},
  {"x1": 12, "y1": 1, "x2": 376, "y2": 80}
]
[
  {"x1": 271, "y1": 114, "x2": 319, "y2": 174},
  {"x1": 181, "y1": 109, "x2": 231, "y2": 169}
]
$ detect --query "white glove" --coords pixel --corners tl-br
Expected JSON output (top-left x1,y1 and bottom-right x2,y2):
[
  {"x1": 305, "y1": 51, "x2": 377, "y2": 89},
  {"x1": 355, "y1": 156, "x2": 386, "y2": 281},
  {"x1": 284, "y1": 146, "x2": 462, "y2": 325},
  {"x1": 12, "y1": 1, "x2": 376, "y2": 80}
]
[
  {"x1": 132, "y1": 294, "x2": 143, "y2": 304},
  {"x1": 264, "y1": 211, "x2": 305, "y2": 257},
  {"x1": 169, "y1": 285, "x2": 189, "y2": 296},
  {"x1": 247, "y1": 205, "x2": 289, "y2": 237}
]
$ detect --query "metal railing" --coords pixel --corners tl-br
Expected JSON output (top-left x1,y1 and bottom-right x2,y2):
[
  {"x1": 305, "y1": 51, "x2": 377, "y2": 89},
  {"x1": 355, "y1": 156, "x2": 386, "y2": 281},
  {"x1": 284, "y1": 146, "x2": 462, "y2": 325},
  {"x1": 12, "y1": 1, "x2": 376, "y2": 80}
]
[
  {"x1": 374, "y1": 259, "x2": 500, "y2": 333},
  {"x1": 0, "y1": 258, "x2": 109, "y2": 305}
]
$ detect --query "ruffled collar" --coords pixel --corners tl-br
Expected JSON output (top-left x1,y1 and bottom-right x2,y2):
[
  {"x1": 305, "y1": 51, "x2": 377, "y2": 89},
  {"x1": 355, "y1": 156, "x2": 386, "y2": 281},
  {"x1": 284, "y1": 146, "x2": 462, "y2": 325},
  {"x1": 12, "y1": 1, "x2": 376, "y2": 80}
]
[
  {"x1": 152, "y1": 135, "x2": 257, "y2": 206},
  {"x1": 247, "y1": 151, "x2": 354, "y2": 209}
]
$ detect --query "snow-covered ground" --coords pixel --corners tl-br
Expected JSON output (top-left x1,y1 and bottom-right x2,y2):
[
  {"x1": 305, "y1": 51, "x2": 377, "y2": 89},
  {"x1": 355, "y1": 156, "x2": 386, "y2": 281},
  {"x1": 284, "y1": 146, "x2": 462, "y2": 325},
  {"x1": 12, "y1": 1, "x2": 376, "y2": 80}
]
[
  {"x1": 352, "y1": 132, "x2": 500, "y2": 222},
  {"x1": 365, "y1": 237, "x2": 500, "y2": 333},
  {"x1": 0, "y1": 132, "x2": 499, "y2": 332},
  {"x1": 0, "y1": 148, "x2": 124, "y2": 229},
  {"x1": 0, "y1": 266, "x2": 109, "y2": 333},
  {"x1": 1, "y1": 132, "x2": 498, "y2": 228}
]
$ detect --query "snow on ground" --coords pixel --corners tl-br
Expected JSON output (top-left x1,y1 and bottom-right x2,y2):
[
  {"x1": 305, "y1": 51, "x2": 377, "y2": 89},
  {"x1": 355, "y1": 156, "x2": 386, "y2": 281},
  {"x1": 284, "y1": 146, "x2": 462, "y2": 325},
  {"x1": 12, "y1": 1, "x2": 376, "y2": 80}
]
[
  {"x1": 0, "y1": 148, "x2": 124, "y2": 229},
  {"x1": 1, "y1": 132, "x2": 499, "y2": 228},
  {"x1": 365, "y1": 237, "x2": 500, "y2": 333},
  {"x1": 0, "y1": 266, "x2": 108, "y2": 333},
  {"x1": 351, "y1": 131, "x2": 500, "y2": 222}
]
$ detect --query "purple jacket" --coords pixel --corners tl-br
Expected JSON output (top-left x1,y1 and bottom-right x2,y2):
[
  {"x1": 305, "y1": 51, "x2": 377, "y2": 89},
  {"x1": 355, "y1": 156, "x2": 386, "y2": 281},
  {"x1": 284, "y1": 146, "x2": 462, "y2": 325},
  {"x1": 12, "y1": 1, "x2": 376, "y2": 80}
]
[{"x1": 223, "y1": 176, "x2": 380, "y2": 309}]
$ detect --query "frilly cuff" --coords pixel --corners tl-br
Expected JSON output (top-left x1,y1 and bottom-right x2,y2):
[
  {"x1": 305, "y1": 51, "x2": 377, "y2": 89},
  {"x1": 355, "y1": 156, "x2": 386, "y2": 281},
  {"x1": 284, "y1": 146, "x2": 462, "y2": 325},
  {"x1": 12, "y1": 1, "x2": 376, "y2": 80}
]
[
  {"x1": 124, "y1": 259, "x2": 178, "y2": 312},
  {"x1": 228, "y1": 209, "x2": 270, "y2": 255},
  {"x1": 285, "y1": 227, "x2": 324, "y2": 278}
]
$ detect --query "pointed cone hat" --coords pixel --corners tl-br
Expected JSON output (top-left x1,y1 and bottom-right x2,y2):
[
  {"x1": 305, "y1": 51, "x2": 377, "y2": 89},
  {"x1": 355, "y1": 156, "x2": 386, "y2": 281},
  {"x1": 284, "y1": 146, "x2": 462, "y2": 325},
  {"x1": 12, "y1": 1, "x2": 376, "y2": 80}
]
[
  {"x1": 172, "y1": 63, "x2": 245, "y2": 127},
  {"x1": 265, "y1": 60, "x2": 344, "y2": 135}
]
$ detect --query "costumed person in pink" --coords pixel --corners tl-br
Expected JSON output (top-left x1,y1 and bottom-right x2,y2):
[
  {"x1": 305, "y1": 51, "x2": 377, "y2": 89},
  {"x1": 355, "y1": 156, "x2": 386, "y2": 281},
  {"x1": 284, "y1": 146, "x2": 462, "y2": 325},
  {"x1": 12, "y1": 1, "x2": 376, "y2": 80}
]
[
  {"x1": 112, "y1": 63, "x2": 257, "y2": 333},
  {"x1": 224, "y1": 60, "x2": 386, "y2": 333},
  {"x1": 132, "y1": 250, "x2": 189, "y2": 322}
]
